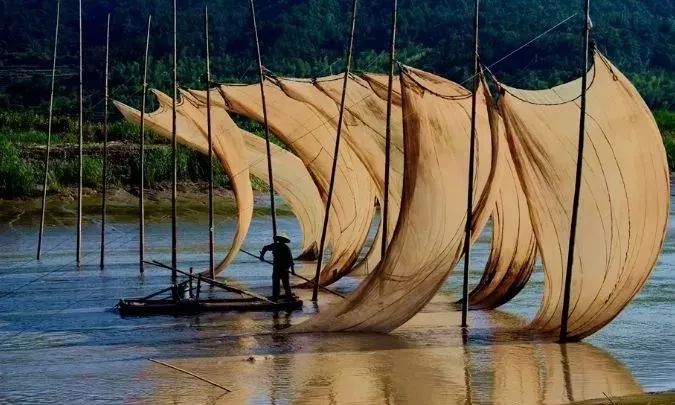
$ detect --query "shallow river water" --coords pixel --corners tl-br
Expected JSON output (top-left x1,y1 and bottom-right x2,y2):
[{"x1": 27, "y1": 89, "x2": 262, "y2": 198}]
[{"x1": 0, "y1": 199, "x2": 673, "y2": 404}]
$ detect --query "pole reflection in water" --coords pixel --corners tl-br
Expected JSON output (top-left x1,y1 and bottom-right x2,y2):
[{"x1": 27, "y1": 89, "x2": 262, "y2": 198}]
[
  {"x1": 139, "y1": 306, "x2": 642, "y2": 404},
  {"x1": 2, "y1": 215, "x2": 668, "y2": 403}
]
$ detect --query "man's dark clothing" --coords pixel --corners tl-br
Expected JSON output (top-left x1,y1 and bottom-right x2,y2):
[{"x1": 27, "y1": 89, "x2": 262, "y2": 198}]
[{"x1": 260, "y1": 241, "x2": 294, "y2": 301}]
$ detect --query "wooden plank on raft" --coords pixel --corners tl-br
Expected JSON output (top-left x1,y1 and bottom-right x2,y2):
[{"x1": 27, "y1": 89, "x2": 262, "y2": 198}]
[{"x1": 145, "y1": 260, "x2": 277, "y2": 304}]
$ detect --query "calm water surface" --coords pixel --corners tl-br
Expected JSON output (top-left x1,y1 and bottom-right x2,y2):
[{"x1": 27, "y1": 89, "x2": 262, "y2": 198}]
[{"x1": 0, "y1": 199, "x2": 673, "y2": 404}]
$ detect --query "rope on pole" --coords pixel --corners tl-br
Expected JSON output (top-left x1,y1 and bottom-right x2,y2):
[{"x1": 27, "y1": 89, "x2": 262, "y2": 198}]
[
  {"x1": 37, "y1": 0, "x2": 60, "y2": 261},
  {"x1": 76, "y1": 0, "x2": 83, "y2": 267},
  {"x1": 560, "y1": 0, "x2": 592, "y2": 343},
  {"x1": 381, "y1": 0, "x2": 397, "y2": 258},
  {"x1": 312, "y1": 0, "x2": 359, "y2": 302},
  {"x1": 461, "y1": 0, "x2": 480, "y2": 328},
  {"x1": 249, "y1": 0, "x2": 278, "y2": 238},
  {"x1": 139, "y1": 15, "x2": 152, "y2": 274},
  {"x1": 205, "y1": 5, "x2": 216, "y2": 279},
  {"x1": 100, "y1": 13, "x2": 110, "y2": 270}
]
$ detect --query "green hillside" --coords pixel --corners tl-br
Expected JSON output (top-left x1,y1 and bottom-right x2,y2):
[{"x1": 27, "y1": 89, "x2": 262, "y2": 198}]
[
  {"x1": 0, "y1": 0, "x2": 673, "y2": 197},
  {"x1": 1, "y1": 0, "x2": 672, "y2": 111}
]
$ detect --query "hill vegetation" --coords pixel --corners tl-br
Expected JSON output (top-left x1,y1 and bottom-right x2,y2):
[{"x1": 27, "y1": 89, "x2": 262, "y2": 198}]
[{"x1": 0, "y1": 0, "x2": 673, "y2": 197}]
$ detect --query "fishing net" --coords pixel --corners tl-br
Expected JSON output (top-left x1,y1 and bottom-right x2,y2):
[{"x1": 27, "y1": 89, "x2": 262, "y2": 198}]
[
  {"x1": 113, "y1": 89, "x2": 253, "y2": 274},
  {"x1": 114, "y1": 90, "x2": 324, "y2": 269},
  {"x1": 290, "y1": 67, "x2": 495, "y2": 332},
  {"x1": 498, "y1": 51, "x2": 669, "y2": 340},
  {"x1": 465, "y1": 99, "x2": 538, "y2": 309},
  {"x1": 213, "y1": 81, "x2": 377, "y2": 285}
]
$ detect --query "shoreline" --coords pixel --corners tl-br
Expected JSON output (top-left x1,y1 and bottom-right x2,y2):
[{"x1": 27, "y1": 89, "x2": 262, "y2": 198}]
[
  {"x1": 0, "y1": 183, "x2": 291, "y2": 228},
  {"x1": 571, "y1": 391, "x2": 675, "y2": 404}
]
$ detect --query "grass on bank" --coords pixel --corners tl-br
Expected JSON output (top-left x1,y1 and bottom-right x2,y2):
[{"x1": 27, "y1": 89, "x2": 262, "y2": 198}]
[
  {"x1": 0, "y1": 137, "x2": 258, "y2": 199},
  {"x1": 1, "y1": 110, "x2": 674, "y2": 199}
]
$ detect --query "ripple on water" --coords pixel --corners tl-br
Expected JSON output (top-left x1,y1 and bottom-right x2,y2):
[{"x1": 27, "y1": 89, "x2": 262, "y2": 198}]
[{"x1": 0, "y1": 215, "x2": 672, "y2": 403}]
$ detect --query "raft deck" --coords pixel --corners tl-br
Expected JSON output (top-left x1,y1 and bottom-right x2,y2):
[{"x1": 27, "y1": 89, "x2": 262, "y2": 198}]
[
  {"x1": 118, "y1": 296, "x2": 303, "y2": 316},
  {"x1": 117, "y1": 260, "x2": 302, "y2": 317}
]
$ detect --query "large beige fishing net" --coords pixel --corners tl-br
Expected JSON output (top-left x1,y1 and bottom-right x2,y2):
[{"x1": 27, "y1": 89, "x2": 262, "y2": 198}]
[
  {"x1": 185, "y1": 88, "x2": 326, "y2": 260},
  {"x1": 290, "y1": 67, "x2": 495, "y2": 333},
  {"x1": 312, "y1": 74, "x2": 405, "y2": 275},
  {"x1": 361, "y1": 73, "x2": 402, "y2": 105},
  {"x1": 212, "y1": 81, "x2": 377, "y2": 285},
  {"x1": 365, "y1": 72, "x2": 539, "y2": 306},
  {"x1": 239, "y1": 131, "x2": 324, "y2": 260},
  {"x1": 268, "y1": 74, "x2": 404, "y2": 276},
  {"x1": 113, "y1": 90, "x2": 253, "y2": 274},
  {"x1": 114, "y1": 89, "x2": 325, "y2": 265},
  {"x1": 466, "y1": 103, "x2": 538, "y2": 309},
  {"x1": 498, "y1": 51, "x2": 669, "y2": 340}
]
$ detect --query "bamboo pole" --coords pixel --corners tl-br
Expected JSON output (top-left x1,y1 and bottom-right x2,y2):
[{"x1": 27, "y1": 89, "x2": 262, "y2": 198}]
[
  {"x1": 139, "y1": 15, "x2": 152, "y2": 274},
  {"x1": 148, "y1": 358, "x2": 232, "y2": 392},
  {"x1": 171, "y1": 0, "x2": 178, "y2": 282},
  {"x1": 312, "y1": 0, "x2": 359, "y2": 302},
  {"x1": 461, "y1": 0, "x2": 480, "y2": 328},
  {"x1": 381, "y1": 0, "x2": 397, "y2": 258},
  {"x1": 37, "y1": 0, "x2": 60, "y2": 261},
  {"x1": 205, "y1": 5, "x2": 216, "y2": 279},
  {"x1": 189, "y1": 267, "x2": 194, "y2": 297},
  {"x1": 100, "y1": 13, "x2": 110, "y2": 270},
  {"x1": 239, "y1": 249, "x2": 346, "y2": 298},
  {"x1": 76, "y1": 0, "x2": 83, "y2": 267},
  {"x1": 249, "y1": 0, "x2": 278, "y2": 238},
  {"x1": 146, "y1": 260, "x2": 276, "y2": 304},
  {"x1": 560, "y1": 0, "x2": 592, "y2": 343}
]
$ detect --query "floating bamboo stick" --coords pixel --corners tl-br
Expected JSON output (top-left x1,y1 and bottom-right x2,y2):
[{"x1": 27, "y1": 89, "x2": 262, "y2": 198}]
[
  {"x1": 148, "y1": 358, "x2": 232, "y2": 393},
  {"x1": 37, "y1": 0, "x2": 60, "y2": 261},
  {"x1": 312, "y1": 0, "x2": 359, "y2": 302}
]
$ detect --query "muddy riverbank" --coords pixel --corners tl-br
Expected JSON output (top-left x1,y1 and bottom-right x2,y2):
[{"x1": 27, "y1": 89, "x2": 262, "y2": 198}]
[{"x1": 0, "y1": 183, "x2": 292, "y2": 228}]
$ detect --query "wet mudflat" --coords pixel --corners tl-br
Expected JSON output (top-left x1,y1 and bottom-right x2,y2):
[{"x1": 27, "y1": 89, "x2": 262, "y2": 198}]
[{"x1": 0, "y1": 199, "x2": 673, "y2": 404}]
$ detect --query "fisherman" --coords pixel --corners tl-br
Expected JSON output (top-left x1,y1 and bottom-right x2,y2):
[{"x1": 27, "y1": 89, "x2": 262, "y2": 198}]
[{"x1": 260, "y1": 233, "x2": 295, "y2": 302}]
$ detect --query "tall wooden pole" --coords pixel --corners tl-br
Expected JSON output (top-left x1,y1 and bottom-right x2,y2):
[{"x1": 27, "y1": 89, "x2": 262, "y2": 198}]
[
  {"x1": 100, "y1": 13, "x2": 110, "y2": 269},
  {"x1": 249, "y1": 0, "x2": 278, "y2": 238},
  {"x1": 381, "y1": 0, "x2": 397, "y2": 258},
  {"x1": 461, "y1": 0, "x2": 480, "y2": 328},
  {"x1": 205, "y1": 5, "x2": 216, "y2": 279},
  {"x1": 171, "y1": 0, "x2": 178, "y2": 282},
  {"x1": 76, "y1": 0, "x2": 83, "y2": 267},
  {"x1": 560, "y1": 0, "x2": 592, "y2": 343},
  {"x1": 37, "y1": 0, "x2": 60, "y2": 260},
  {"x1": 312, "y1": 0, "x2": 359, "y2": 302},
  {"x1": 139, "y1": 15, "x2": 152, "y2": 274}
]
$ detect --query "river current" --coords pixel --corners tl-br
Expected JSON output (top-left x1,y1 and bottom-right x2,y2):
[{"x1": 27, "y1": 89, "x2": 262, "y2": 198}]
[{"x1": 0, "y1": 199, "x2": 673, "y2": 404}]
